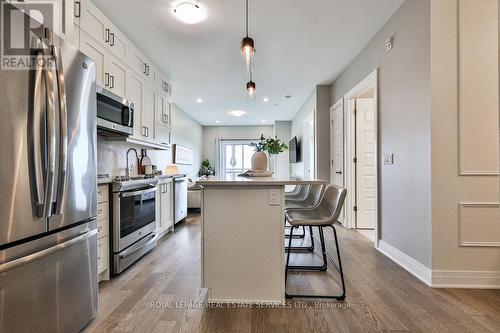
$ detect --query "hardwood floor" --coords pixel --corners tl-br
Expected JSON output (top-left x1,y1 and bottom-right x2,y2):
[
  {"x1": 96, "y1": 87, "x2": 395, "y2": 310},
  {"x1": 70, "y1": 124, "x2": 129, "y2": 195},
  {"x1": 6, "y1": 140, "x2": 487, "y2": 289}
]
[{"x1": 84, "y1": 213, "x2": 500, "y2": 332}]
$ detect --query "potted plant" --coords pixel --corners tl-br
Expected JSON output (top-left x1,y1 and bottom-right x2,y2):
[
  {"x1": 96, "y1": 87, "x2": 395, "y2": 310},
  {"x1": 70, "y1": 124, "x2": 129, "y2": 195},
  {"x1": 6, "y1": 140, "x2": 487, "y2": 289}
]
[
  {"x1": 200, "y1": 159, "x2": 213, "y2": 176},
  {"x1": 250, "y1": 134, "x2": 288, "y2": 171}
]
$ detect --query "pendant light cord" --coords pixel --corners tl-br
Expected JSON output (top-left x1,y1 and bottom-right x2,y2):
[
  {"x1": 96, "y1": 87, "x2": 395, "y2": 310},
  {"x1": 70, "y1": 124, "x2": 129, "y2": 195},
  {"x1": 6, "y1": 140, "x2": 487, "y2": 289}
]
[{"x1": 245, "y1": 0, "x2": 249, "y2": 37}]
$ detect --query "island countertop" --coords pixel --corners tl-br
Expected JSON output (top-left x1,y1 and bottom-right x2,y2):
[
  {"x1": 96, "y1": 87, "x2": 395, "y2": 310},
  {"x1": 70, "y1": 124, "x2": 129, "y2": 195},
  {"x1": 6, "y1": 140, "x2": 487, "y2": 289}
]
[{"x1": 196, "y1": 175, "x2": 326, "y2": 186}]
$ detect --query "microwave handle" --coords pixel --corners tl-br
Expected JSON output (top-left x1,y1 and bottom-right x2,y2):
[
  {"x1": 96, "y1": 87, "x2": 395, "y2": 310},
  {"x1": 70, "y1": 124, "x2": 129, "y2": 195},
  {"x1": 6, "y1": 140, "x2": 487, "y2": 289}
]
[{"x1": 127, "y1": 108, "x2": 133, "y2": 127}]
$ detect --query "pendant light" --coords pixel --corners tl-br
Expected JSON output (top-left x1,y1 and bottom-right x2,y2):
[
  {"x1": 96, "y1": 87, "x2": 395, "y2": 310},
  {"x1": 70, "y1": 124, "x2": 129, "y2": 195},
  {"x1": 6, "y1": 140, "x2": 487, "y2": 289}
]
[
  {"x1": 241, "y1": 0, "x2": 254, "y2": 72},
  {"x1": 247, "y1": 72, "x2": 256, "y2": 97}
]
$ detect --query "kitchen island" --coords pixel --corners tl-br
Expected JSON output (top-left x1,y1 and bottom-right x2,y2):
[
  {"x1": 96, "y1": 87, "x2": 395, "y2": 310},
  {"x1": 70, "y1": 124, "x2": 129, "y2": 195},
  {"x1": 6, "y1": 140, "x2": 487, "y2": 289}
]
[{"x1": 196, "y1": 175, "x2": 325, "y2": 304}]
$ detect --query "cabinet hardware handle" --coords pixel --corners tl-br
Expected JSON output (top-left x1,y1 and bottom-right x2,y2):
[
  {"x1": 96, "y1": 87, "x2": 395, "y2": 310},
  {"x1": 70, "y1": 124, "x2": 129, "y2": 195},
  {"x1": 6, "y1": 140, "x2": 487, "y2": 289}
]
[
  {"x1": 146, "y1": 127, "x2": 149, "y2": 137},
  {"x1": 143, "y1": 63, "x2": 147, "y2": 74},
  {"x1": 105, "y1": 29, "x2": 110, "y2": 43},
  {"x1": 74, "y1": 1, "x2": 81, "y2": 18},
  {"x1": 146, "y1": 65, "x2": 150, "y2": 76},
  {"x1": 104, "y1": 73, "x2": 109, "y2": 87},
  {"x1": 110, "y1": 75, "x2": 114, "y2": 89},
  {"x1": 142, "y1": 126, "x2": 147, "y2": 137},
  {"x1": 110, "y1": 32, "x2": 115, "y2": 46}
]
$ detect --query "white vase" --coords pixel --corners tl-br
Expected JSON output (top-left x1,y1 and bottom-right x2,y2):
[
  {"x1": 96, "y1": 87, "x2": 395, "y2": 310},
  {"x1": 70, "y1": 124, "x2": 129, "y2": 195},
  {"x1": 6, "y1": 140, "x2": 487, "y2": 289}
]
[{"x1": 251, "y1": 152, "x2": 268, "y2": 171}]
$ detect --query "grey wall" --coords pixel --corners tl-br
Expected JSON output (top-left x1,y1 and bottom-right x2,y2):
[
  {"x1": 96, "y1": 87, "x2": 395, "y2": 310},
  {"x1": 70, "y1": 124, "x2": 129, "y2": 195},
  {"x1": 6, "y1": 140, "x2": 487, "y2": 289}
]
[
  {"x1": 290, "y1": 90, "x2": 316, "y2": 177},
  {"x1": 331, "y1": 0, "x2": 432, "y2": 267},
  {"x1": 273, "y1": 121, "x2": 292, "y2": 178},
  {"x1": 172, "y1": 103, "x2": 203, "y2": 178},
  {"x1": 202, "y1": 125, "x2": 274, "y2": 171}
]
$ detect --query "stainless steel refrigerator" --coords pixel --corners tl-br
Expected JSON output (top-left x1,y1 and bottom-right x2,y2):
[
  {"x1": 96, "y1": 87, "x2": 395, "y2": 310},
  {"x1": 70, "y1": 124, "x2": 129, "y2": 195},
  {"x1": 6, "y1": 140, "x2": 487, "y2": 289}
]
[{"x1": 0, "y1": 4, "x2": 98, "y2": 332}]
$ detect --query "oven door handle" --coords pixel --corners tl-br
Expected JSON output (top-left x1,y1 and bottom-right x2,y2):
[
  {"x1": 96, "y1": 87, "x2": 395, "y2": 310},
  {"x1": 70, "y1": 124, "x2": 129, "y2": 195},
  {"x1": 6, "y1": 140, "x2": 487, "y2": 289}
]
[
  {"x1": 118, "y1": 233, "x2": 158, "y2": 259},
  {"x1": 120, "y1": 187, "x2": 157, "y2": 197}
]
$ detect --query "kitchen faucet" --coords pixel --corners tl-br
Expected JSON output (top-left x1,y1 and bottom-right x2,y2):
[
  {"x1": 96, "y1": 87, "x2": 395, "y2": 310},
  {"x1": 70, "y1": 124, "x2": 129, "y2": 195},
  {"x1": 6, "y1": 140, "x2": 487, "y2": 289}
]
[{"x1": 125, "y1": 148, "x2": 138, "y2": 180}]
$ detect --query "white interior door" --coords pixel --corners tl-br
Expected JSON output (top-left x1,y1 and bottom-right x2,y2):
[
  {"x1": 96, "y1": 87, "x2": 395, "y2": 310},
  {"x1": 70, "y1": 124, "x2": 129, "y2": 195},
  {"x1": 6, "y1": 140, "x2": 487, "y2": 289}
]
[
  {"x1": 331, "y1": 102, "x2": 344, "y2": 187},
  {"x1": 303, "y1": 112, "x2": 315, "y2": 178},
  {"x1": 355, "y1": 98, "x2": 376, "y2": 229}
]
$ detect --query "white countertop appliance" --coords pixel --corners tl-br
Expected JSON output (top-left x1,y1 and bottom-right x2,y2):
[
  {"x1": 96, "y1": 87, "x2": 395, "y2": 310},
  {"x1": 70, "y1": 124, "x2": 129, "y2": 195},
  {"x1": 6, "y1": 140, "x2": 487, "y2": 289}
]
[{"x1": 173, "y1": 175, "x2": 188, "y2": 223}]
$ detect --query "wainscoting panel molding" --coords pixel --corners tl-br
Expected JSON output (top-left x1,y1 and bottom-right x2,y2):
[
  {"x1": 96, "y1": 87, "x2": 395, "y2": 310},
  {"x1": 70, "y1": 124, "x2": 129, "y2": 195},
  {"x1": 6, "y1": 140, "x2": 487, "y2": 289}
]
[
  {"x1": 458, "y1": 202, "x2": 500, "y2": 247},
  {"x1": 457, "y1": 0, "x2": 499, "y2": 176}
]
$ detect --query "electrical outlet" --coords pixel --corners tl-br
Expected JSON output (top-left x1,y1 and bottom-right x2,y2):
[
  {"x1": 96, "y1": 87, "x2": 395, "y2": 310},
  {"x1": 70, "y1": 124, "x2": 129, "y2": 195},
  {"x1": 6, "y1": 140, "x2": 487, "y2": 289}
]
[
  {"x1": 269, "y1": 189, "x2": 280, "y2": 206},
  {"x1": 385, "y1": 37, "x2": 393, "y2": 52}
]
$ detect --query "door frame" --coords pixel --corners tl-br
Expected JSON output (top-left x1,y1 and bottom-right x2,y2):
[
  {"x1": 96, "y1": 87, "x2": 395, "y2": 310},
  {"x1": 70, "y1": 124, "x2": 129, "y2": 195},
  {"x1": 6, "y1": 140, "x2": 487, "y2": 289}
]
[
  {"x1": 343, "y1": 69, "x2": 379, "y2": 248},
  {"x1": 303, "y1": 111, "x2": 316, "y2": 178},
  {"x1": 330, "y1": 98, "x2": 345, "y2": 225}
]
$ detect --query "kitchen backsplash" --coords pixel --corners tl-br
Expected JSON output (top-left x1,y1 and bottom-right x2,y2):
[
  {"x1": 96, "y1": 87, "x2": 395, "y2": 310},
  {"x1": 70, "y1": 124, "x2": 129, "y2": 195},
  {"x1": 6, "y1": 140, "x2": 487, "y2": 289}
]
[{"x1": 97, "y1": 136, "x2": 173, "y2": 177}]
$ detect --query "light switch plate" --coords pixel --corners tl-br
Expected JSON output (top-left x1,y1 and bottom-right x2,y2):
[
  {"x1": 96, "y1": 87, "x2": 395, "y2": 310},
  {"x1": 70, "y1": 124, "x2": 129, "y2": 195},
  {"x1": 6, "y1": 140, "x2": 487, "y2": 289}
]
[
  {"x1": 269, "y1": 189, "x2": 280, "y2": 206},
  {"x1": 384, "y1": 153, "x2": 394, "y2": 165}
]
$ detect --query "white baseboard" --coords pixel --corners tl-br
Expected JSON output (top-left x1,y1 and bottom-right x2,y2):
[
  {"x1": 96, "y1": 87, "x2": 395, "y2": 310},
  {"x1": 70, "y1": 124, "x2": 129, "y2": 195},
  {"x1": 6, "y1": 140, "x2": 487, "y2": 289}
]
[
  {"x1": 432, "y1": 270, "x2": 500, "y2": 289},
  {"x1": 377, "y1": 240, "x2": 432, "y2": 287},
  {"x1": 377, "y1": 240, "x2": 500, "y2": 289}
]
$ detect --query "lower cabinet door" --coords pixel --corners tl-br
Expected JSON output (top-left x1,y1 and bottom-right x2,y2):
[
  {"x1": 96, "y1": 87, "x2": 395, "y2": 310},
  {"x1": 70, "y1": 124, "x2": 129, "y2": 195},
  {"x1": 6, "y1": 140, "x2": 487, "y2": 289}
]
[{"x1": 97, "y1": 237, "x2": 109, "y2": 275}]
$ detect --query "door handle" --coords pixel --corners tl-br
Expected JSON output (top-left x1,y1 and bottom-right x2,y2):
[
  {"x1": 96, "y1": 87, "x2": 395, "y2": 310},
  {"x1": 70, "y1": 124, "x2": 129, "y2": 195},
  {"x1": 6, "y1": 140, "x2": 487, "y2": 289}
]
[
  {"x1": 143, "y1": 63, "x2": 147, "y2": 74},
  {"x1": 105, "y1": 72, "x2": 109, "y2": 87},
  {"x1": 146, "y1": 65, "x2": 150, "y2": 76},
  {"x1": 30, "y1": 51, "x2": 46, "y2": 217},
  {"x1": 0, "y1": 229, "x2": 97, "y2": 274},
  {"x1": 110, "y1": 32, "x2": 115, "y2": 46},
  {"x1": 336, "y1": 171, "x2": 342, "y2": 175},
  {"x1": 74, "y1": 1, "x2": 81, "y2": 18},
  {"x1": 110, "y1": 75, "x2": 115, "y2": 89},
  {"x1": 105, "y1": 29, "x2": 110, "y2": 43},
  {"x1": 44, "y1": 49, "x2": 58, "y2": 218},
  {"x1": 54, "y1": 45, "x2": 68, "y2": 215}
]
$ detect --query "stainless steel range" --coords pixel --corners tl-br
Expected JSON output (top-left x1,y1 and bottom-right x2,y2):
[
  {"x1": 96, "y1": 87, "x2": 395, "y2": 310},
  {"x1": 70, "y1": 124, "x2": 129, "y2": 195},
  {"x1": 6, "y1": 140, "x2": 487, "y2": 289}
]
[{"x1": 111, "y1": 176, "x2": 159, "y2": 274}]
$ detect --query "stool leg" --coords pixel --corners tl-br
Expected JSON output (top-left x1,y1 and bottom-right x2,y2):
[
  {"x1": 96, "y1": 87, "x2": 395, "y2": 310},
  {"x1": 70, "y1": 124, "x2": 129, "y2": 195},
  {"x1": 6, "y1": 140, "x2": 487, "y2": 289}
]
[
  {"x1": 318, "y1": 226, "x2": 328, "y2": 271},
  {"x1": 285, "y1": 224, "x2": 305, "y2": 239},
  {"x1": 285, "y1": 225, "x2": 294, "y2": 285},
  {"x1": 285, "y1": 226, "x2": 315, "y2": 252},
  {"x1": 331, "y1": 225, "x2": 346, "y2": 300},
  {"x1": 287, "y1": 226, "x2": 328, "y2": 271}
]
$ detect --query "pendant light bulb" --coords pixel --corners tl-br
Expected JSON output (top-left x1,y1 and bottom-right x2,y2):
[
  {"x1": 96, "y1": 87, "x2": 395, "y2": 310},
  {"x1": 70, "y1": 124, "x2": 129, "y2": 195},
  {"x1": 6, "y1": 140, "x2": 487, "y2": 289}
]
[
  {"x1": 241, "y1": 37, "x2": 255, "y2": 72},
  {"x1": 247, "y1": 78, "x2": 256, "y2": 97}
]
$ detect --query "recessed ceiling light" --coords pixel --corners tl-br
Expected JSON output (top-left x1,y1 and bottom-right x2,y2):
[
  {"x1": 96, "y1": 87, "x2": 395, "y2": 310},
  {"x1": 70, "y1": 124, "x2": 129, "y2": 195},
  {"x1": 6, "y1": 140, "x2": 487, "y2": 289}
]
[
  {"x1": 263, "y1": 97, "x2": 269, "y2": 102},
  {"x1": 215, "y1": 120, "x2": 220, "y2": 123},
  {"x1": 173, "y1": 2, "x2": 206, "y2": 24},
  {"x1": 261, "y1": 120, "x2": 266, "y2": 123},
  {"x1": 196, "y1": 98, "x2": 203, "y2": 103},
  {"x1": 228, "y1": 110, "x2": 246, "y2": 117}
]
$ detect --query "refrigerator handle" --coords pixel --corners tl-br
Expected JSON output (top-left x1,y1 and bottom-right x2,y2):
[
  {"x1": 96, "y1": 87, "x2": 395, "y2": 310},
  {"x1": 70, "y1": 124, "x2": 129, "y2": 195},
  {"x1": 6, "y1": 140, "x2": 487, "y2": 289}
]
[
  {"x1": 0, "y1": 229, "x2": 97, "y2": 274},
  {"x1": 54, "y1": 45, "x2": 68, "y2": 216},
  {"x1": 43, "y1": 48, "x2": 58, "y2": 218},
  {"x1": 29, "y1": 50, "x2": 47, "y2": 217}
]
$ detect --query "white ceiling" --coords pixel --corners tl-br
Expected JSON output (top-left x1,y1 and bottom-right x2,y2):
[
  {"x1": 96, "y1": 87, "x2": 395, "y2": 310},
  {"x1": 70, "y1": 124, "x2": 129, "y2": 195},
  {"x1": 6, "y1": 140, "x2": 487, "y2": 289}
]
[{"x1": 93, "y1": 0, "x2": 403, "y2": 125}]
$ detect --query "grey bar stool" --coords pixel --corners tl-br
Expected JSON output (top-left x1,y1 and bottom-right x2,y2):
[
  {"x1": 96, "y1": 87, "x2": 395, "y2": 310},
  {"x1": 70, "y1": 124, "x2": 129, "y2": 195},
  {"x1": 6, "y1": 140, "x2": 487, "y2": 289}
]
[
  {"x1": 285, "y1": 184, "x2": 311, "y2": 202},
  {"x1": 284, "y1": 184, "x2": 347, "y2": 300},
  {"x1": 284, "y1": 184, "x2": 324, "y2": 243}
]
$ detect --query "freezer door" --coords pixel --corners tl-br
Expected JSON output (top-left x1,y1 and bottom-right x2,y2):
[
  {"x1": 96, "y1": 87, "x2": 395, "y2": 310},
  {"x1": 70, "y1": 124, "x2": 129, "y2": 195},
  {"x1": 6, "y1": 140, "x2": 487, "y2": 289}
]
[
  {"x1": 0, "y1": 22, "x2": 48, "y2": 246},
  {"x1": 0, "y1": 221, "x2": 98, "y2": 333},
  {"x1": 49, "y1": 36, "x2": 98, "y2": 231}
]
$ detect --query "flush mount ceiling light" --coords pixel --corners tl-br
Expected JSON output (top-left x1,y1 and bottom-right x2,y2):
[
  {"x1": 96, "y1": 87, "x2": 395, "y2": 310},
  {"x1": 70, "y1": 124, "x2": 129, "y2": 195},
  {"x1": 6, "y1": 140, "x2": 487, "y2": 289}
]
[
  {"x1": 263, "y1": 97, "x2": 269, "y2": 102},
  {"x1": 228, "y1": 110, "x2": 246, "y2": 117},
  {"x1": 240, "y1": 0, "x2": 255, "y2": 72},
  {"x1": 173, "y1": 2, "x2": 206, "y2": 24},
  {"x1": 196, "y1": 98, "x2": 203, "y2": 103}
]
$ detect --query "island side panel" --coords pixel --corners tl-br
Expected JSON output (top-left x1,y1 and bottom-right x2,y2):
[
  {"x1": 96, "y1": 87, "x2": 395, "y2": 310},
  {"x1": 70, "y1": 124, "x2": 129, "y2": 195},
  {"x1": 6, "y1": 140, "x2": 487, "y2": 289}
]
[{"x1": 201, "y1": 185, "x2": 285, "y2": 303}]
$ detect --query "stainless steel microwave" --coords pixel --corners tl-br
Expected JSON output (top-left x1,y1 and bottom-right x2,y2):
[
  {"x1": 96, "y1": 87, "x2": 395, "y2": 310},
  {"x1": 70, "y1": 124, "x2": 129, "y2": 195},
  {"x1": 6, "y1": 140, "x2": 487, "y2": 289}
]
[{"x1": 96, "y1": 86, "x2": 134, "y2": 136}]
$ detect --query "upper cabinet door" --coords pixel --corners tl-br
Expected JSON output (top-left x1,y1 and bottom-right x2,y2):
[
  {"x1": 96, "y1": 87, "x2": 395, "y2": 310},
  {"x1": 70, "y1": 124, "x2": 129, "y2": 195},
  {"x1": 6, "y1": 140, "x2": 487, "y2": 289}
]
[
  {"x1": 127, "y1": 44, "x2": 156, "y2": 87},
  {"x1": 126, "y1": 71, "x2": 144, "y2": 138},
  {"x1": 79, "y1": 32, "x2": 106, "y2": 87},
  {"x1": 80, "y1": 0, "x2": 109, "y2": 46},
  {"x1": 107, "y1": 22, "x2": 128, "y2": 60},
  {"x1": 142, "y1": 85, "x2": 156, "y2": 141},
  {"x1": 106, "y1": 56, "x2": 127, "y2": 98},
  {"x1": 158, "y1": 73, "x2": 172, "y2": 97}
]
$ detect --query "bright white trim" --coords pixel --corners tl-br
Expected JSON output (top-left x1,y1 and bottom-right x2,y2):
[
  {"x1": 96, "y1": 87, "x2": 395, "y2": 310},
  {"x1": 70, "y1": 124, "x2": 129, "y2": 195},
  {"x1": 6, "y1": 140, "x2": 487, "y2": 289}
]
[
  {"x1": 432, "y1": 270, "x2": 500, "y2": 289},
  {"x1": 342, "y1": 69, "x2": 379, "y2": 248},
  {"x1": 378, "y1": 240, "x2": 432, "y2": 287}
]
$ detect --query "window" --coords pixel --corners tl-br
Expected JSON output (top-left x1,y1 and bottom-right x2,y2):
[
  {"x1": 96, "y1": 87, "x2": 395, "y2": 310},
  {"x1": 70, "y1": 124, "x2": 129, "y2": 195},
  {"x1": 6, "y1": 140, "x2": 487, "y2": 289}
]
[{"x1": 219, "y1": 140, "x2": 261, "y2": 175}]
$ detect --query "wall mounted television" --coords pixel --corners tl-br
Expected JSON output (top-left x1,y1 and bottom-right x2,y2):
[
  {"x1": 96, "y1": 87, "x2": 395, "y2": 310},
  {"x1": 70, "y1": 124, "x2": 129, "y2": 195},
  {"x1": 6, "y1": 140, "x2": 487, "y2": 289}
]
[{"x1": 289, "y1": 136, "x2": 300, "y2": 163}]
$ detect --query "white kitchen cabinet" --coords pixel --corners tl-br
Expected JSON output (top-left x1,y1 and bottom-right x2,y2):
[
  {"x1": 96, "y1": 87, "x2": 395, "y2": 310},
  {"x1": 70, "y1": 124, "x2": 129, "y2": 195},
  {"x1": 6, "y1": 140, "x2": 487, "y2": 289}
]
[
  {"x1": 80, "y1": 0, "x2": 127, "y2": 60},
  {"x1": 156, "y1": 127, "x2": 171, "y2": 146},
  {"x1": 106, "y1": 55, "x2": 127, "y2": 97},
  {"x1": 80, "y1": 0, "x2": 108, "y2": 46},
  {"x1": 156, "y1": 180, "x2": 174, "y2": 238},
  {"x1": 79, "y1": 32, "x2": 106, "y2": 87},
  {"x1": 127, "y1": 44, "x2": 157, "y2": 88},
  {"x1": 97, "y1": 184, "x2": 110, "y2": 282},
  {"x1": 158, "y1": 73, "x2": 172, "y2": 96},
  {"x1": 126, "y1": 71, "x2": 144, "y2": 138},
  {"x1": 80, "y1": 32, "x2": 127, "y2": 98},
  {"x1": 141, "y1": 84, "x2": 156, "y2": 141},
  {"x1": 157, "y1": 92, "x2": 172, "y2": 128}
]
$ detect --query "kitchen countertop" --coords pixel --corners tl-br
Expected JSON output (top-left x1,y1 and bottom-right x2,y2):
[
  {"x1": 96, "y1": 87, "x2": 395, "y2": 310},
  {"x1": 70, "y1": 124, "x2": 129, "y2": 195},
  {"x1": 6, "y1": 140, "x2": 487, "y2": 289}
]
[{"x1": 196, "y1": 175, "x2": 325, "y2": 186}]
